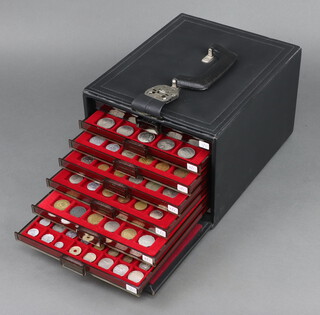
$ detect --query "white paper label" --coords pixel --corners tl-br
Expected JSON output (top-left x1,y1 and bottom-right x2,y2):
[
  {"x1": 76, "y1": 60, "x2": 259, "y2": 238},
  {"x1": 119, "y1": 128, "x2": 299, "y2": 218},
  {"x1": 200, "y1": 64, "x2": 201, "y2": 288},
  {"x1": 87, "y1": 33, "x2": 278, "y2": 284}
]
[
  {"x1": 155, "y1": 228, "x2": 167, "y2": 238},
  {"x1": 199, "y1": 140, "x2": 210, "y2": 150},
  {"x1": 187, "y1": 163, "x2": 198, "y2": 173},
  {"x1": 168, "y1": 204, "x2": 178, "y2": 214},
  {"x1": 177, "y1": 184, "x2": 188, "y2": 194},
  {"x1": 142, "y1": 255, "x2": 153, "y2": 264},
  {"x1": 126, "y1": 284, "x2": 137, "y2": 294}
]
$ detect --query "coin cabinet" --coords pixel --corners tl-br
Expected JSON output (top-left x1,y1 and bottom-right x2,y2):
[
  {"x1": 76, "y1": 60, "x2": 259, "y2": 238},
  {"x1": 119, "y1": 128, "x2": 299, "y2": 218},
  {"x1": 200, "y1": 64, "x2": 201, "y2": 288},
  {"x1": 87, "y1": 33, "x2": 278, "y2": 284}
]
[{"x1": 15, "y1": 14, "x2": 301, "y2": 296}]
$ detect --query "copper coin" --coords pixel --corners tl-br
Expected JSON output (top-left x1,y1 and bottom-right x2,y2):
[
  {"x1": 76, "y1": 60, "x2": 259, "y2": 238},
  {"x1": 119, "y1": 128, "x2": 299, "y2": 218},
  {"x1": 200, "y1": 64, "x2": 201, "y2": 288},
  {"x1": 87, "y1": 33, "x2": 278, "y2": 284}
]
[
  {"x1": 134, "y1": 201, "x2": 148, "y2": 211},
  {"x1": 117, "y1": 196, "x2": 130, "y2": 204},
  {"x1": 155, "y1": 162, "x2": 170, "y2": 172},
  {"x1": 173, "y1": 168, "x2": 189, "y2": 178},
  {"x1": 98, "y1": 163, "x2": 110, "y2": 171},
  {"x1": 53, "y1": 199, "x2": 70, "y2": 211},
  {"x1": 114, "y1": 170, "x2": 125, "y2": 177},
  {"x1": 138, "y1": 156, "x2": 154, "y2": 165},
  {"x1": 121, "y1": 228, "x2": 137, "y2": 240},
  {"x1": 102, "y1": 189, "x2": 114, "y2": 197},
  {"x1": 87, "y1": 213, "x2": 103, "y2": 225}
]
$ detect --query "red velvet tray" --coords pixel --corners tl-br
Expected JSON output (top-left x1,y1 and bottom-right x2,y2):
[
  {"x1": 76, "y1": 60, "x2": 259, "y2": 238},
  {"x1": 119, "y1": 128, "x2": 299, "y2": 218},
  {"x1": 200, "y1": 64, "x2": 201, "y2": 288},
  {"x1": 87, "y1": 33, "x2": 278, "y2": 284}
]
[
  {"x1": 47, "y1": 168, "x2": 206, "y2": 215},
  {"x1": 60, "y1": 150, "x2": 207, "y2": 195},
  {"x1": 33, "y1": 189, "x2": 208, "y2": 264},
  {"x1": 80, "y1": 110, "x2": 210, "y2": 173}
]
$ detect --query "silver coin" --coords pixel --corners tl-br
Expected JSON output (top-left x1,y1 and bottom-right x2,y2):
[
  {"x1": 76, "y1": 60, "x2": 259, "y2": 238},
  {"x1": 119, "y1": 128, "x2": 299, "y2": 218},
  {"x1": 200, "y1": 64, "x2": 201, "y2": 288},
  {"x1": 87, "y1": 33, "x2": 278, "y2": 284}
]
[
  {"x1": 113, "y1": 264, "x2": 129, "y2": 276},
  {"x1": 115, "y1": 243, "x2": 128, "y2": 251},
  {"x1": 61, "y1": 219, "x2": 70, "y2": 225},
  {"x1": 128, "y1": 270, "x2": 144, "y2": 283},
  {"x1": 109, "y1": 108, "x2": 125, "y2": 118},
  {"x1": 81, "y1": 155, "x2": 94, "y2": 164},
  {"x1": 139, "y1": 262, "x2": 151, "y2": 271},
  {"x1": 104, "y1": 221, "x2": 120, "y2": 232},
  {"x1": 187, "y1": 139, "x2": 199, "y2": 146},
  {"x1": 83, "y1": 252, "x2": 97, "y2": 263},
  {"x1": 69, "y1": 174, "x2": 83, "y2": 184},
  {"x1": 52, "y1": 224, "x2": 66, "y2": 233},
  {"x1": 87, "y1": 182, "x2": 100, "y2": 191},
  {"x1": 39, "y1": 218, "x2": 51, "y2": 226},
  {"x1": 137, "y1": 131, "x2": 155, "y2": 143},
  {"x1": 157, "y1": 139, "x2": 175, "y2": 151},
  {"x1": 121, "y1": 150, "x2": 136, "y2": 159},
  {"x1": 167, "y1": 131, "x2": 183, "y2": 140},
  {"x1": 127, "y1": 116, "x2": 137, "y2": 124},
  {"x1": 27, "y1": 228, "x2": 39, "y2": 237},
  {"x1": 145, "y1": 181, "x2": 161, "y2": 191},
  {"x1": 54, "y1": 241, "x2": 64, "y2": 248},
  {"x1": 98, "y1": 258, "x2": 114, "y2": 269},
  {"x1": 97, "y1": 117, "x2": 115, "y2": 129},
  {"x1": 149, "y1": 210, "x2": 164, "y2": 220},
  {"x1": 106, "y1": 143, "x2": 120, "y2": 152},
  {"x1": 163, "y1": 188, "x2": 179, "y2": 198},
  {"x1": 177, "y1": 147, "x2": 196, "y2": 159},
  {"x1": 41, "y1": 233, "x2": 54, "y2": 243},
  {"x1": 89, "y1": 135, "x2": 106, "y2": 146},
  {"x1": 116, "y1": 125, "x2": 134, "y2": 136},
  {"x1": 70, "y1": 206, "x2": 87, "y2": 218},
  {"x1": 128, "y1": 176, "x2": 143, "y2": 184},
  {"x1": 66, "y1": 230, "x2": 77, "y2": 239},
  {"x1": 129, "y1": 249, "x2": 142, "y2": 257},
  {"x1": 138, "y1": 235, "x2": 155, "y2": 247}
]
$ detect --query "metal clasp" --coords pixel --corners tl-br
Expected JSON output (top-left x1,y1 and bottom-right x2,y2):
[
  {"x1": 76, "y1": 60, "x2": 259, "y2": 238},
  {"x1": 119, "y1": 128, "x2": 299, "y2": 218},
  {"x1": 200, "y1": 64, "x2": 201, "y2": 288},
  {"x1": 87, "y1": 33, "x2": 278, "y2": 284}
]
[{"x1": 144, "y1": 79, "x2": 180, "y2": 103}]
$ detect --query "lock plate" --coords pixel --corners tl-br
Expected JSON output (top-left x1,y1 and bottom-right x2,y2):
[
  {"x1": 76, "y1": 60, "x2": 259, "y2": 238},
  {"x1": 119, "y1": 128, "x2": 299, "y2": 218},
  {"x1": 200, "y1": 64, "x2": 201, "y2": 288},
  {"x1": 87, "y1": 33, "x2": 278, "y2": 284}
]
[{"x1": 144, "y1": 85, "x2": 179, "y2": 103}]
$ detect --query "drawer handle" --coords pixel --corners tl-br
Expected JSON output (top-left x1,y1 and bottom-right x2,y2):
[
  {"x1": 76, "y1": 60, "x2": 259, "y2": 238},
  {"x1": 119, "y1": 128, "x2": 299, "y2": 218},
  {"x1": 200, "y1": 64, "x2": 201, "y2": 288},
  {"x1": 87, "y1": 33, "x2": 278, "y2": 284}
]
[
  {"x1": 60, "y1": 255, "x2": 87, "y2": 276},
  {"x1": 114, "y1": 159, "x2": 140, "y2": 177},
  {"x1": 103, "y1": 178, "x2": 130, "y2": 198},
  {"x1": 90, "y1": 200, "x2": 119, "y2": 219},
  {"x1": 123, "y1": 139, "x2": 149, "y2": 157}
]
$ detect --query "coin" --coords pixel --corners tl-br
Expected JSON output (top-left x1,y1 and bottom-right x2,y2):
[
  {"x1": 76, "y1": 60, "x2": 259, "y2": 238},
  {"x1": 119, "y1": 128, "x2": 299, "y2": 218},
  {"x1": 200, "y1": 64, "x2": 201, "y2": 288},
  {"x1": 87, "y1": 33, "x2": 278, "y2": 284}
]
[
  {"x1": 155, "y1": 162, "x2": 170, "y2": 172},
  {"x1": 106, "y1": 143, "x2": 120, "y2": 152},
  {"x1": 115, "y1": 243, "x2": 128, "y2": 251},
  {"x1": 137, "y1": 131, "x2": 155, "y2": 143},
  {"x1": 82, "y1": 233, "x2": 94, "y2": 242},
  {"x1": 173, "y1": 168, "x2": 189, "y2": 178},
  {"x1": 69, "y1": 174, "x2": 83, "y2": 184},
  {"x1": 102, "y1": 189, "x2": 114, "y2": 197},
  {"x1": 117, "y1": 196, "x2": 130, "y2": 204},
  {"x1": 177, "y1": 147, "x2": 196, "y2": 159},
  {"x1": 108, "y1": 249, "x2": 119, "y2": 257},
  {"x1": 123, "y1": 256, "x2": 133, "y2": 263},
  {"x1": 128, "y1": 270, "x2": 144, "y2": 283},
  {"x1": 139, "y1": 262, "x2": 151, "y2": 271},
  {"x1": 66, "y1": 230, "x2": 77, "y2": 238},
  {"x1": 54, "y1": 241, "x2": 64, "y2": 248},
  {"x1": 69, "y1": 246, "x2": 82, "y2": 255},
  {"x1": 128, "y1": 116, "x2": 137, "y2": 124},
  {"x1": 114, "y1": 170, "x2": 125, "y2": 177},
  {"x1": 83, "y1": 252, "x2": 97, "y2": 262},
  {"x1": 98, "y1": 257, "x2": 114, "y2": 269},
  {"x1": 167, "y1": 131, "x2": 183, "y2": 140},
  {"x1": 70, "y1": 206, "x2": 86, "y2": 218},
  {"x1": 53, "y1": 199, "x2": 70, "y2": 211},
  {"x1": 134, "y1": 201, "x2": 148, "y2": 211},
  {"x1": 39, "y1": 218, "x2": 51, "y2": 226},
  {"x1": 149, "y1": 210, "x2": 164, "y2": 220},
  {"x1": 138, "y1": 235, "x2": 155, "y2": 247},
  {"x1": 87, "y1": 182, "x2": 100, "y2": 191},
  {"x1": 41, "y1": 233, "x2": 54, "y2": 243},
  {"x1": 94, "y1": 244, "x2": 105, "y2": 251},
  {"x1": 121, "y1": 150, "x2": 136, "y2": 159},
  {"x1": 87, "y1": 213, "x2": 103, "y2": 225},
  {"x1": 145, "y1": 181, "x2": 161, "y2": 191},
  {"x1": 81, "y1": 155, "x2": 94, "y2": 164},
  {"x1": 97, "y1": 163, "x2": 109, "y2": 171},
  {"x1": 109, "y1": 109, "x2": 125, "y2": 118},
  {"x1": 61, "y1": 219, "x2": 70, "y2": 225},
  {"x1": 157, "y1": 139, "x2": 175, "y2": 151},
  {"x1": 130, "y1": 249, "x2": 142, "y2": 258},
  {"x1": 52, "y1": 224, "x2": 65, "y2": 233},
  {"x1": 138, "y1": 156, "x2": 154, "y2": 165},
  {"x1": 104, "y1": 221, "x2": 120, "y2": 232},
  {"x1": 113, "y1": 264, "x2": 129, "y2": 276},
  {"x1": 128, "y1": 176, "x2": 143, "y2": 184},
  {"x1": 163, "y1": 188, "x2": 179, "y2": 198},
  {"x1": 27, "y1": 228, "x2": 39, "y2": 237},
  {"x1": 89, "y1": 135, "x2": 106, "y2": 146},
  {"x1": 121, "y1": 228, "x2": 137, "y2": 240},
  {"x1": 97, "y1": 117, "x2": 115, "y2": 129},
  {"x1": 187, "y1": 139, "x2": 199, "y2": 146},
  {"x1": 116, "y1": 125, "x2": 134, "y2": 136}
]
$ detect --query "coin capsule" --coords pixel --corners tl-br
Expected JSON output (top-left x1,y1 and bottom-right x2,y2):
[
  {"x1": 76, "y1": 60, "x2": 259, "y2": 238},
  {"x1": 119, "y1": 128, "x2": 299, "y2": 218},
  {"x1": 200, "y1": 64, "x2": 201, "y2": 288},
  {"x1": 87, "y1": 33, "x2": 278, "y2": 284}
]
[
  {"x1": 121, "y1": 228, "x2": 137, "y2": 240},
  {"x1": 53, "y1": 199, "x2": 70, "y2": 211},
  {"x1": 97, "y1": 117, "x2": 115, "y2": 129},
  {"x1": 87, "y1": 213, "x2": 103, "y2": 225}
]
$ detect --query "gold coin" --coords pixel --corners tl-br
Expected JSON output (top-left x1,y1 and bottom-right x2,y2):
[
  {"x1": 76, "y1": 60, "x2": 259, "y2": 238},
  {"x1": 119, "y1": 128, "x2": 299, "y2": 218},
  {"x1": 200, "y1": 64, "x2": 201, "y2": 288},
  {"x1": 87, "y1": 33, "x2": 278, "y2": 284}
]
[
  {"x1": 121, "y1": 228, "x2": 137, "y2": 240},
  {"x1": 145, "y1": 181, "x2": 161, "y2": 191},
  {"x1": 134, "y1": 201, "x2": 148, "y2": 211},
  {"x1": 98, "y1": 163, "x2": 110, "y2": 171},
  {"x1": 138, "y1": 157, "x2": 154, "y2": 165},
  {"x1": 108, "y1": 249, "x2": 119, "y2": 257},
  {"x1": 117, "y1": 196, "x2": 130, "y2": 204},
  {"x1": 123, "y1": 256, "x2": 133, "y2": 263},
  {"x1": 114, "y1": 170, "x2": 125, "y2": 177},
  {"x1": 69, "y1": 246, "x2": 82, "y2": 256},
  {"x1": 102, "y1": 189, "x2": 114, "y2": 197},
  {"x1": 53, "y1": 199, "x2": 70, "y2": 211},
  {"x1": 87, "y1": 213, "x2": 103, "y2": 225},
  {"x1": 155, "y1": 162, "x2": 170, "y2": 172},
  {"x1": 173, "y1": 168, "x2": 189, "y2": 178},
  {"x1": 94, "y1": 244, "x2": 105, "y2": 251}
]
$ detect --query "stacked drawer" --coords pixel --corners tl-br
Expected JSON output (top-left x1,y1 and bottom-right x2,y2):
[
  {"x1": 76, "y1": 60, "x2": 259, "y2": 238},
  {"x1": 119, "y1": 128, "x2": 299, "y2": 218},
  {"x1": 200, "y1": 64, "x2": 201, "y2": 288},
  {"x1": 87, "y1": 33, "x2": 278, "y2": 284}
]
[{"x1": 16, "y1": 106, "x2": 210, "y2": 296}]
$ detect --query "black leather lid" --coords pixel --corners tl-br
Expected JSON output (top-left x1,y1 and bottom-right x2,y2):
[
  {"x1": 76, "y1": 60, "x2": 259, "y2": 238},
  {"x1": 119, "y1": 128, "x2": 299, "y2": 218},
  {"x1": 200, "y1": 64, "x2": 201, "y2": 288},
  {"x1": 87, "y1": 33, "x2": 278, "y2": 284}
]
[{"x1": 84, "y1": 13, "x2": 300, "y2": 137}]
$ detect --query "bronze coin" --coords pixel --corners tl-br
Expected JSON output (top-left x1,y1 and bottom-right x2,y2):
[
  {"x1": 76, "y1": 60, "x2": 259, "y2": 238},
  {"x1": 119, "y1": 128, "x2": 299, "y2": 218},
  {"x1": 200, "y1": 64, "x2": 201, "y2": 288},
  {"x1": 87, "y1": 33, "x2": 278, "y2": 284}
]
[
  {"x1": 155, "y1": 162, "x2": 170, "y2": 172},
  {"x1": 173, "y1": 168, "x2": 189, "y2": 178}
]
